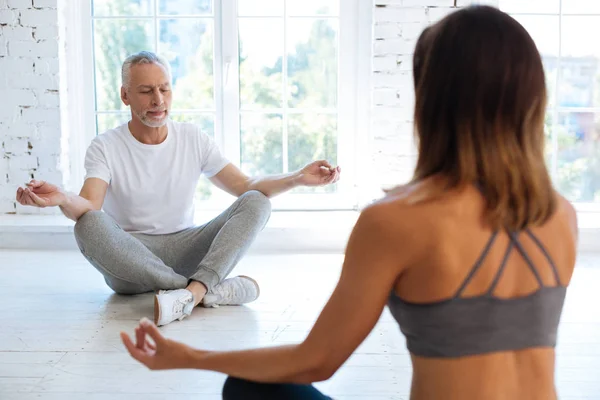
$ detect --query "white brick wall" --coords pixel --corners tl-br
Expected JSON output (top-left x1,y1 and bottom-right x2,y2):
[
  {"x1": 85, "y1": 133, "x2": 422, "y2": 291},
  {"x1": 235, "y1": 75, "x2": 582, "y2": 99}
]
[
  {"x1": 370, "y1": 0, "x2": 499, "y2": 189},
  {"x1": 0, "y1": 0, "x2": 62, "y2": 214}
]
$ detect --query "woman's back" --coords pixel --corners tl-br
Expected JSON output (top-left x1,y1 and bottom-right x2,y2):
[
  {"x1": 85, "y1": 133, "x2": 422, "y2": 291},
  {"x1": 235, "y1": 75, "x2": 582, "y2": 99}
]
[{"x1": 379, "y1": 183, "x2": 578, "y2": 400}]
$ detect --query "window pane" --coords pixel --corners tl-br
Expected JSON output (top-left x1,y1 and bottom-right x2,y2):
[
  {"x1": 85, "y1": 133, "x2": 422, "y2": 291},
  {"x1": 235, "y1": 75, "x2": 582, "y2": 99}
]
[
  {"x1": 241, "y1": 113, "x2": 283, "y2": 175},
  {"x1": 93, "y1": 0, "x2": 154, "y2": 16},
  {"x1": 170, "y1": 113, "x2": 215, "y2": 137},
  {"x1": 510, "y1": 15, "x2": 559, "y2": 107},
  {"x1": 288, "y1": 113, "x2": 337, "y2": 194},
  {"x1": 544, "y1": 112, "x2": 554, "y2": 168},
  {"x1": 239, "y1": 19, "x2": 284, "y2": 109},
  {"x1": 556, "y1": 112, "x2": 600, "y2": 203},
  {"x1": 195, "y1": 177, "x2": 213, "y2": 202},
  {"x1": 158, "y1": 19, "x2": 214, "y2": 110},
  {"x1": 511, "y1": 15, "x2": 559, "y2": 57},
  {"x1": 94, "y1": 19, "x2": 154, "y2": 111},
  {"x1": 96, "y1": 113, "x2": 130, "y2": 134},
  {"x1": 238, "y1": 0, "x2": 283, "y2": 16},
  {"x1": 498, "y1": 0, "x2": 559, "y2": 14},
  {"x1": 544, "y1": 59, "x2": 559, "y2": 108},
  {"x1": 287, "y1": 0, "x2": 339, "y2": 16},
  {"x1": 158, "y1": 0, "x2": 212, "y2": 15},
  {"x1": 563, "y1": 0, "x2": 600, "y2": 15},
  {"x1": 287, "y1": 19, "x2": 338, "y2": 108},
  {"x1": 559, "y1": 16, "x2": 600, "y2": 108}
]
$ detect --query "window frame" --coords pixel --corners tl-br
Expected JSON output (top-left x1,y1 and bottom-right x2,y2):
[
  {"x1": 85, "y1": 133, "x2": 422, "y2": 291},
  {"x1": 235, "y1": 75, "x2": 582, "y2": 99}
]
[
  {"x1": 65, "y1": 0, "x2": 372, "y2": 211},
  {"x1": 501, "y1": 1, "x2": 600, "y2": 212}
]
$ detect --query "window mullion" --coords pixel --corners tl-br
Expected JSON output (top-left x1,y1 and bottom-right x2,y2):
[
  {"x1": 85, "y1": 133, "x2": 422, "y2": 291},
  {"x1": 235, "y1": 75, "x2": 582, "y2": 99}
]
[
  {"x1": 67, "y1": 0, "x2": 96, "y2": 192},
  {"x1": 213, "y1": 0, "x2": 225, "y2": 154},
  {"x1": 153, "y1": 0, "x2": 159, "y2": 51},
  {"x1": 220, "y1": 0, "x2": 241, "y2": 166},
  {"x1": 337, "y1": 0, "x2": 359, "y2": 200},
  {"x1": 282, "y1": 1, "x2": 289, "y2": 173},
  {"x1": 551, "y1": 0, "x2": 563, "y2": 182}
]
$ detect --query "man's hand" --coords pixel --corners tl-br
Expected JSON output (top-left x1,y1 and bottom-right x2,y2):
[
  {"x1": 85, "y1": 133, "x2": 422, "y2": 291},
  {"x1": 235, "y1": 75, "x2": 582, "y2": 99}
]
[
  {"x1": 16, "y1": 180, "x2": 67, "y2": 208},
  {"x1": 296, "y1": 160, "x2": 341, "y2": 187},
  {"x1": 210, "y1": 160, "x2": 341, "y2": 198},
  {"x1": 121, "y1": 318, "x2": 196, "y2": 370}
]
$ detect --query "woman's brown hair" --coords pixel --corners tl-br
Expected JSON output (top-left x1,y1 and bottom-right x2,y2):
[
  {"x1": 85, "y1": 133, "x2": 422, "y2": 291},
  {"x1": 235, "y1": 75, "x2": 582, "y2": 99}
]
[{"x1": 411, "y1": 5, "x2": 556, "y2": 231}]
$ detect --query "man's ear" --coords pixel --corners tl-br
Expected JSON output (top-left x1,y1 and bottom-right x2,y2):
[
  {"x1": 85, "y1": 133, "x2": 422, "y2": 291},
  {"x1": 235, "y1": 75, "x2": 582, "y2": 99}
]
[{"x1": 121, "y1": 86, "x2": 129, "y2": 106}]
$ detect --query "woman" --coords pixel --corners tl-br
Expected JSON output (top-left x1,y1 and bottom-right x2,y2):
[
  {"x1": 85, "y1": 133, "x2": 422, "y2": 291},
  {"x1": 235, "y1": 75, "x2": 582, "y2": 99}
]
[{"x1": 120, "y1": 6, "x2": 578, "y2": 400}]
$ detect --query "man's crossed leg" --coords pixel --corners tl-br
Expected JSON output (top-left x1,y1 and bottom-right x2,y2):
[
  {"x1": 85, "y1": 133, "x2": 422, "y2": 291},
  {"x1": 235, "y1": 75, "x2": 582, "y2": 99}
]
[{"x1": 74, "y1": 191, "x2": 271, "y2": 326}]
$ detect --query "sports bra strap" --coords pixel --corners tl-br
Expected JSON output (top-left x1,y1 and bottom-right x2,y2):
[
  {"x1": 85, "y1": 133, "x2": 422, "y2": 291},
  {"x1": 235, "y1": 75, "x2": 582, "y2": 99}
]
[
  {"x1": 526, "y1": 230, "x2": 562, "y2": 286},
  {"x1": 454, "y1": 231, "x2": 498, "y2": 298},
  {"x1": 508, "y1": 231, "x2": 545, "y2": 287},
  {"x1": 486, "y1": 239, "x2": 515, "y2": 296}
]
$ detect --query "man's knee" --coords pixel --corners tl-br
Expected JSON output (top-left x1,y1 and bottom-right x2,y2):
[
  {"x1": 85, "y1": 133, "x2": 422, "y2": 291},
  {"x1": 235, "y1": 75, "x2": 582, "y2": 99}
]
[
  {"x1": 74, "y1": 210, "x2": 118, "y2": 255},
  {"x1": 104, "y1": 276, "x2": 150, "y2": 295},
  {"x1": 74, "y1": 210, "x2": 106, "y2": 238},
  {"x1": 239, "y1": 190, "x2": 272, "y2": 220}
]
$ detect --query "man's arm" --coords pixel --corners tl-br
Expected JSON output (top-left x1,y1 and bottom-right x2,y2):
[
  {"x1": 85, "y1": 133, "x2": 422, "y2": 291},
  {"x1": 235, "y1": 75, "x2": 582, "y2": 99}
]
[
  {"x1": 209, "y1": 161, "x2": 341, "y2": 198},
  {"x1": 16, "y1": 178, "x2": 108, "y2": 222},
  {"x1": 63, "y1": 178, "x2": 109, "y2": 220}
]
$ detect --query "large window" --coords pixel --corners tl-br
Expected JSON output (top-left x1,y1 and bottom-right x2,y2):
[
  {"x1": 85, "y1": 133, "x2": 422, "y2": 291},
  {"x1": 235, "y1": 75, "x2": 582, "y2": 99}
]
[
  {"x1": 500, "y1": 0, "x2": 600, "y2": 207},
  {"x1": 82, "y1": 0, "x2": 366, "y2": 210}
]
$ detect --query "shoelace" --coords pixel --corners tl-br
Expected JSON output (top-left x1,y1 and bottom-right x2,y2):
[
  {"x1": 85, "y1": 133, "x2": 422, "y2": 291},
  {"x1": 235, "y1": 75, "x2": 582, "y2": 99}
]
[
  {"x1": 217, "y1": 281, "x2": 250, "y2": 304},
  {"x1": 215, "y1": 285, "x2": 235, "y2": 304},
  {"x1": 173, "y1": 296, "x2": 192, "y2": 314},
  {"x1": 202, "y1": 287, "x2": 230, "y2": 307}
]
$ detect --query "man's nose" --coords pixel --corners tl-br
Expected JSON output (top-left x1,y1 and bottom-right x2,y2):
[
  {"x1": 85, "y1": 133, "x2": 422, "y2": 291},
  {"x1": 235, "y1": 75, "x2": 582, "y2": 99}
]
[{"x1": 152, "y1": 89, "x2": 163, "y2": 105}]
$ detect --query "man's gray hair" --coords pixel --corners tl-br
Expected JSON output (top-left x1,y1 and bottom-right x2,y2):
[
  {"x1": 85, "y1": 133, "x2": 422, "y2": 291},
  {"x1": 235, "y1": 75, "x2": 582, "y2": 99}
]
[{"x1": 121, "y1": 51, "x2": 171, "y2": 89}]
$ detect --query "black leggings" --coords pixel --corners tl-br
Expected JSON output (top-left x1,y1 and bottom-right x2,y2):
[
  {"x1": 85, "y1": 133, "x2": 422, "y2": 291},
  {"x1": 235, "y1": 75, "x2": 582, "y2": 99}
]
[{"x1": 222, "y1": 377, "x2": 333, "y2": 400}]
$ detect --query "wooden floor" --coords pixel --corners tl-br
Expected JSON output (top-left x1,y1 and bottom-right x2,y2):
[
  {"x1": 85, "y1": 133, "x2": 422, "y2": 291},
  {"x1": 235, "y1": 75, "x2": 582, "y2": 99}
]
[{"x1": 1, "y1": 250, "x2": 600, "y2": 400}]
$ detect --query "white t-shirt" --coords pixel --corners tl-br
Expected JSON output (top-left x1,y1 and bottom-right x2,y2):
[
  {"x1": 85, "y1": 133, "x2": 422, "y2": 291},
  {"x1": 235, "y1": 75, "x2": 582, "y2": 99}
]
[{"x1": 84, "y1": 119, "x2": 229, "y2": 234}]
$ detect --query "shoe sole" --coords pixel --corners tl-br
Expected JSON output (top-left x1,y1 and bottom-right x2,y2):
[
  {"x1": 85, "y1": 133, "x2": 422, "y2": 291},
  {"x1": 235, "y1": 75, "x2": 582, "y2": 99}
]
[
  {"x1": 154, "y1": 294, "x2": 160, "y2": 325},
  {"x1": 238, "y1": 275, "x2": 260, "y2": 300}
]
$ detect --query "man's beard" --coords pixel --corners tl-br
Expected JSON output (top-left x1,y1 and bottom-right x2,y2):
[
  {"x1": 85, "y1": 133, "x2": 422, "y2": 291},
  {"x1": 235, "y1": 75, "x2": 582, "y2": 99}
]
[{"x1": 135, "y1": 108, "x2": 169, "y2": 128}]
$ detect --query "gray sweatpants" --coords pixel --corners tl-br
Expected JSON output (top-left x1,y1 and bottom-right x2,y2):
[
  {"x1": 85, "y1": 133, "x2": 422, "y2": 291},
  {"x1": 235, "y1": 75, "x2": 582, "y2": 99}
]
[{"x1": 74, "y1": 190, "x2": 272, "y2": 294}]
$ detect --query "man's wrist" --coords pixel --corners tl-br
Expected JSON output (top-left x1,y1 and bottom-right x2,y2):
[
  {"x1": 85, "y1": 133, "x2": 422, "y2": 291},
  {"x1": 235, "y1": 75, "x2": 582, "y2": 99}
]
[
  {"x1": 291, "y1": 171, "x2": 302, "y2": 188},
  {"x1": 57, "y1": 189, "x2": 70, "y2": 208}
]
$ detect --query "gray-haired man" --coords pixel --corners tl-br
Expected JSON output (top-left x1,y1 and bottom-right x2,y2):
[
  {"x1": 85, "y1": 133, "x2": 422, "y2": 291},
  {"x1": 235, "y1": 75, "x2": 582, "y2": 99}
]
[{"x1": 16, "y1": 51, "x2": 341, "y2": 327}]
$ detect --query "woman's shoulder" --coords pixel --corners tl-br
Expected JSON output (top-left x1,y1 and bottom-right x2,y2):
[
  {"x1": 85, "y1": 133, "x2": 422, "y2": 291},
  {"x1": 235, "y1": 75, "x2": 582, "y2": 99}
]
[
  {"x1": 362, "y1": 184, "x2": 421, "y2": 219},
  {"x1": 368, "y1": 178, "x2": 452, "y2": 215},
  {"x1": 358, "y1": 182, "x2": 445, "y2": 243},
  {"x1": 363, "y1": 180, "x2": 488, "y2": 246},
  {"x1": 551, "y1": 192, "x2": 578, "y2": 244}
]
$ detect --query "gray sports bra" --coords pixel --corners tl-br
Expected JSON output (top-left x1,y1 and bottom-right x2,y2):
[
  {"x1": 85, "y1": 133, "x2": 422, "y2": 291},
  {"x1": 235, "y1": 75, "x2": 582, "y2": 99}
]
[{"x1": 388, "y1": 230, "x2": 567, "y2": 358}]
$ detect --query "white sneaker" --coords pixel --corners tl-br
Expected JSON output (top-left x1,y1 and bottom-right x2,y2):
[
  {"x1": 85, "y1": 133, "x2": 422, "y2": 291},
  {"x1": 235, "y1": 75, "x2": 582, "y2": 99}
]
[
  {"x1": 202, "y1": 276, "x2": 260, "y2": 308},
  {"x1": 154, "y1": 289, "x2": 195, "y2": 326}
]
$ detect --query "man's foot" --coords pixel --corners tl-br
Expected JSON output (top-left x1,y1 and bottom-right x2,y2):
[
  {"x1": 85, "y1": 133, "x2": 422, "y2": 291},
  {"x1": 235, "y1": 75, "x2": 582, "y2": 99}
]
[
  {"x1": 186, "y1": 280, "x2": 208, "y2": 307},
  {"x1": 202, "y1": 276, "x2": 260, "y2": 308},
  {"x1": 154, "y1": 289, "x2": 194, "y2": 326}
]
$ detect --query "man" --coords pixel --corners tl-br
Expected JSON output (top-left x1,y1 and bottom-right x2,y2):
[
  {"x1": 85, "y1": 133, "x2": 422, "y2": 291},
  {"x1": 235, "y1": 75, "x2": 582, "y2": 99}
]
[{"x1": 16, "y1": 51, "x2": 341, "y2": 327}]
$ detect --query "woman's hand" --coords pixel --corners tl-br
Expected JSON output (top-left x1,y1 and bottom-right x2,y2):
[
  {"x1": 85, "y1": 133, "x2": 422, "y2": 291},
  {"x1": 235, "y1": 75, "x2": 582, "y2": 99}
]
[{"x1": 120, "y1": 318, "x2": 196, "y2": 370}]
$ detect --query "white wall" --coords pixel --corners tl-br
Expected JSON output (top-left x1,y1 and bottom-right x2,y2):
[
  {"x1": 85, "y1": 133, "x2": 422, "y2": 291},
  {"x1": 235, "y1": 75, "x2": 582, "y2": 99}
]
[
  {"x1": 0, "y1": 0, "x2": 62, "y2": 214},
  {"x1": 0, "y1": 0, "x2": 500, "y2": 214},
  {"x1": 370, "y1": 0, "x2": 499, "y2": 191}
]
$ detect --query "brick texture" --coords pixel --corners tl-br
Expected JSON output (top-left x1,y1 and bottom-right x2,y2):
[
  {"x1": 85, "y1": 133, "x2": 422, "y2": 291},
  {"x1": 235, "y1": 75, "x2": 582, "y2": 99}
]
[
  {"x1": 370, "y1": 0, "x2": 499, "y2": 190},
  {"x1": 0, "y1": 0, "x2": 62, "y2": 214}
]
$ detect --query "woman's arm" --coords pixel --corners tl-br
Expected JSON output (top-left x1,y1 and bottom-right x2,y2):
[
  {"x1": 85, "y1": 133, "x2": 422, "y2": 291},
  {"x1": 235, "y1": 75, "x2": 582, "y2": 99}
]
[{"x1": 121, "y1": 205, "x2": 408, "y2": 383}]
